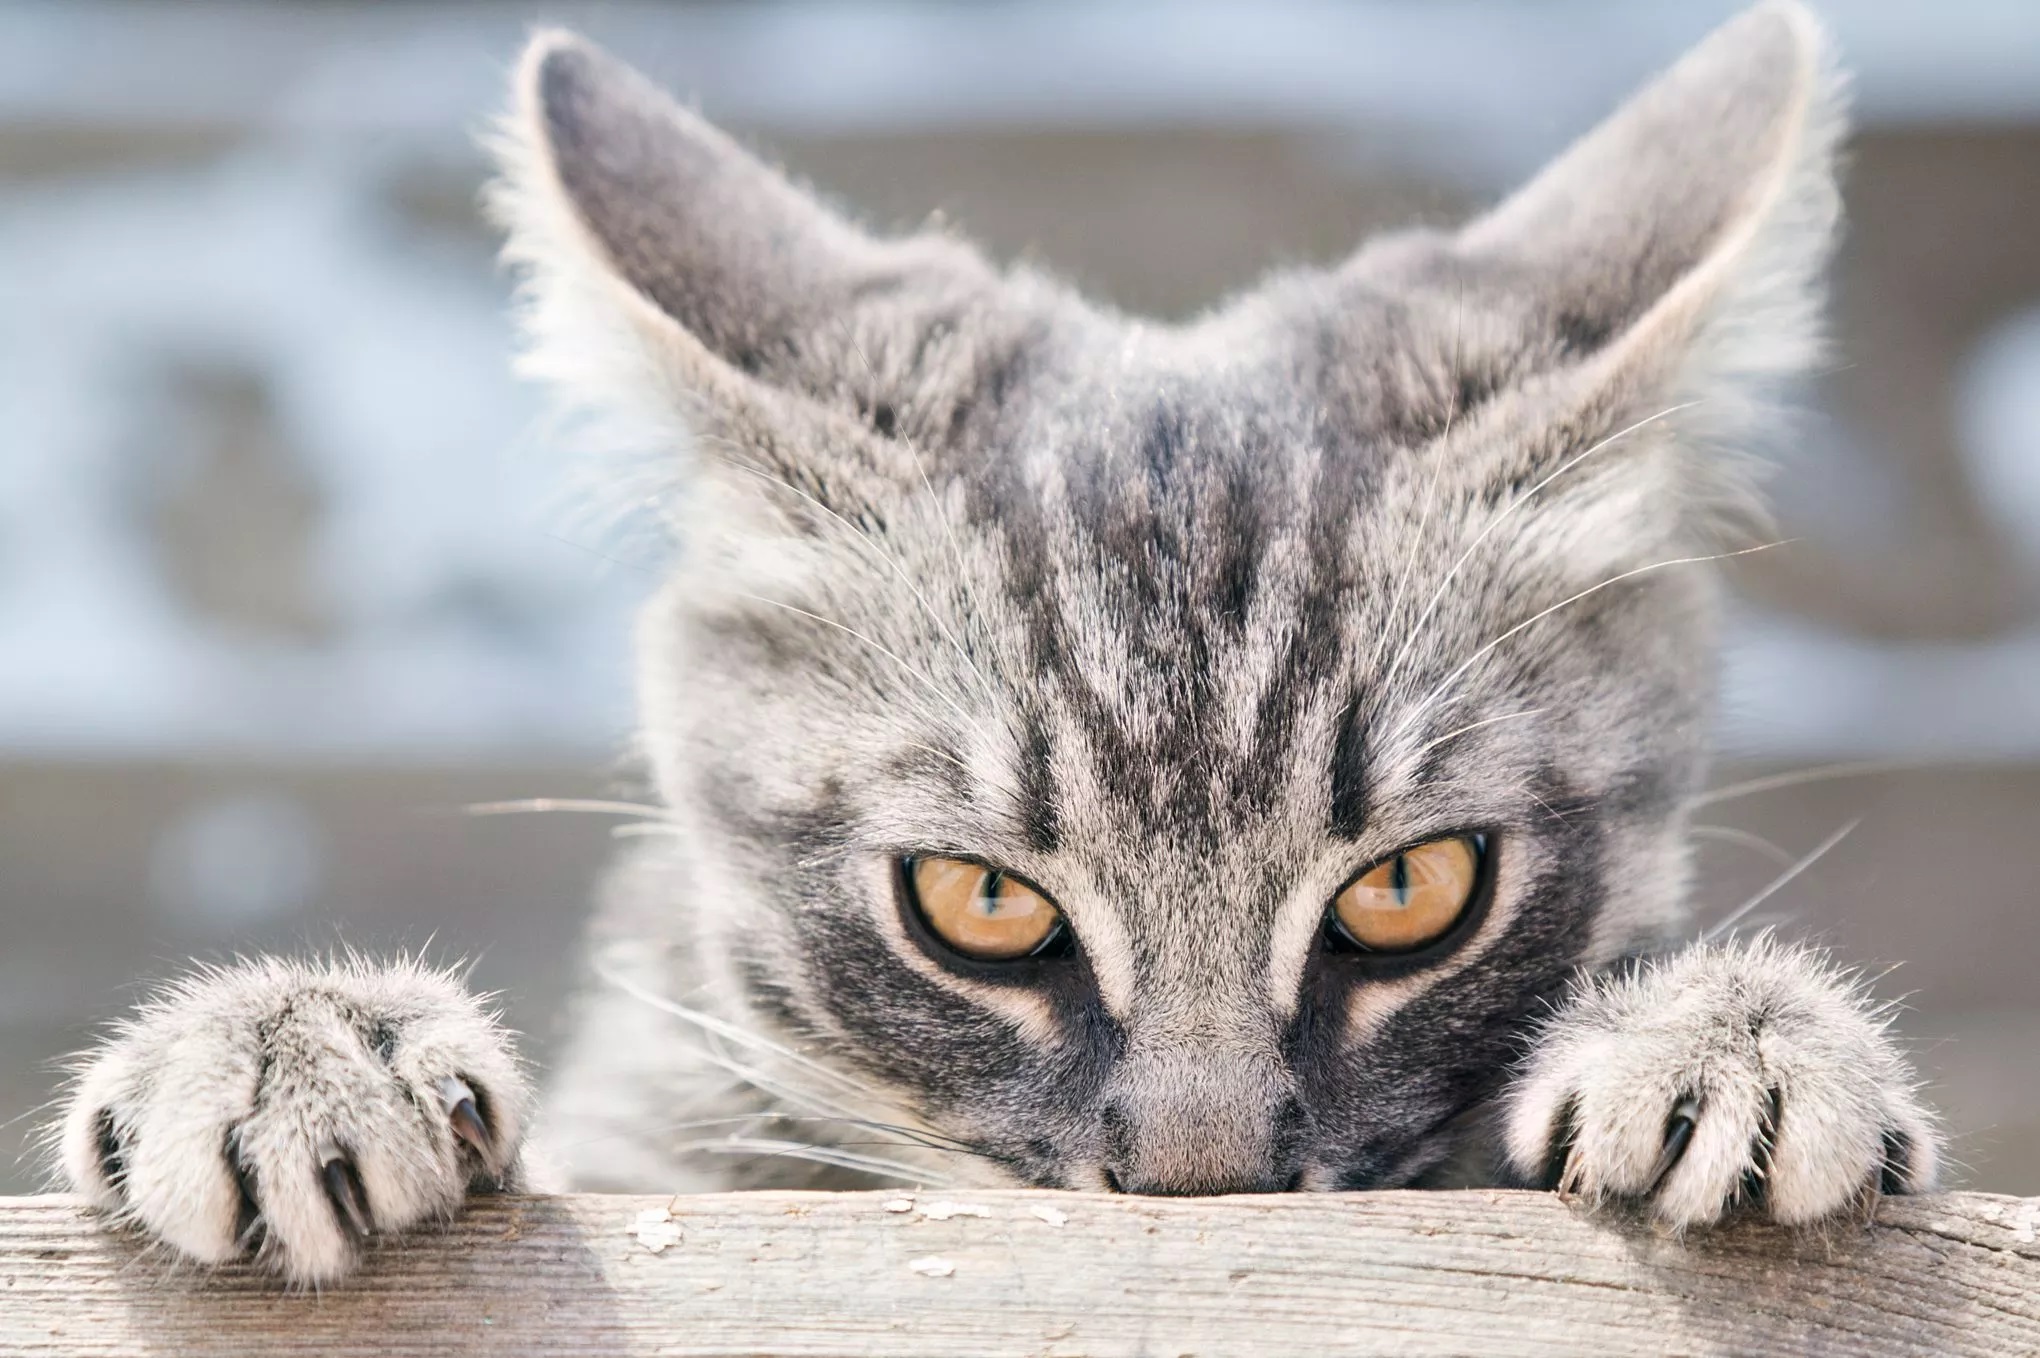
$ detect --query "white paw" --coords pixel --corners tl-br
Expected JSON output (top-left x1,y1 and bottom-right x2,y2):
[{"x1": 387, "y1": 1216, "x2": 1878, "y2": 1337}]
[
  {"x1": 1505, "y1": 937, "x2": 1940, "y2": 1228},
  {"x1": 57, "y1": 957, "x2": 528, "y2": 1283}
]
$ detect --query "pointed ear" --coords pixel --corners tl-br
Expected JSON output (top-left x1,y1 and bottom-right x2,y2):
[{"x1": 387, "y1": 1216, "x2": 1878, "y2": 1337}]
[
  {"x1": 1458, "y1": 1, "x2": 1844, "y2": 471},
  {"x1": 489, "y1": 30, "x2": 1022, "y2": 474}
]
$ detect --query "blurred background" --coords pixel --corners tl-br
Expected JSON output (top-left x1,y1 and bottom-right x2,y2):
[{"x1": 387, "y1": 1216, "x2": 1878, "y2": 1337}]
[{"x1": 2, "y1": 0, "x2": 2036, "y2": 1194}]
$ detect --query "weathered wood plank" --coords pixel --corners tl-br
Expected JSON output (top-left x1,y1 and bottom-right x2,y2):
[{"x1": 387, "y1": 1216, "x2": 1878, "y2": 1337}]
[{"x1": 2, "y1": 1190, "x2": 2036, "y2": 1357}]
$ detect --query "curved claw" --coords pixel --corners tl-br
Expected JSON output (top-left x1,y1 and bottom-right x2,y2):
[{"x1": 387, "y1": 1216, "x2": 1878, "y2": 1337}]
[
  {"x1": 320, "y1": 1154, "x2": 372, "y2": 1240},
  {"x1": 1645, "y1": 1096, "x2": 1702, "y2": 1194},
  {"x1": 225, "y1": 1128, "x2": 264, "y2": 1248},
  {"x1": 1542, "y1": 1097, "x2": 1582, "y2": 1197},
  {"x1": 439, "y1": 1076, "x2": 493, "y2": 1167}
]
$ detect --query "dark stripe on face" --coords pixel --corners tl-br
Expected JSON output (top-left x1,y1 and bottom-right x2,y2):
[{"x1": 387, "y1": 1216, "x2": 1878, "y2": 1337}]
[
  {"x1": 1139, "y1": 400, "x2": 1188, "y2": 479},
  {"x1": 1239, "y1": 421, "x2": 1383, "y2": 819},
  {"x1": 1017, "y1": 713, "x2": 1062, "y2": 853},
  {"x1": 885, "y1": 740, "x2": 974, "y2": 801},
  {"x1": 990, "y1": 393, "x2": 1312, "y2": 843},
  {"x1": 1327, "y1": 696, "x2": 1371, "y2": 839}
]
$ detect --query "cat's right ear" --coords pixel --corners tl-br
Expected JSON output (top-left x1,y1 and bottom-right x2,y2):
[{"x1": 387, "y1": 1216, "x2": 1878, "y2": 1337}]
[
  {"x1": 1451, "y1": 1, "x2": 1844, "y2": 483},
  {"x1": 489, "y1": 31, "x2": 1022, "y2": 484}
]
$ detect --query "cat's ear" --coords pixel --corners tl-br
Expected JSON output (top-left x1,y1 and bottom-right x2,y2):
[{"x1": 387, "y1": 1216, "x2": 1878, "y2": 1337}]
[
  {"x1": 1457, "y1": 0, "x2": 1843, "y2": 473},
  {"x1": 490, "y1": 31, "x2": 1017, "y2": 478}
]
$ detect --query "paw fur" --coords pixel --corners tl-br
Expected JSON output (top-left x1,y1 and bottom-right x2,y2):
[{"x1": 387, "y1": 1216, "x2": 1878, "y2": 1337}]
[
  {"x1": 56, "y1": 957, "x2": 527, "y2": 1283},
  {"x1": 1505, "y1": 936, "x2": 1939, "y2": 1227}
]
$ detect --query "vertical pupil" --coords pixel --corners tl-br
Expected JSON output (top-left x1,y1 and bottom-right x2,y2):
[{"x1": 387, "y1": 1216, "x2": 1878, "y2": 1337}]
[
  {"x1": 980, "y1": 869, "x2": 1005, "y2": 918},
  {"x1": 1390, "y1": 853, "x2": 1409, "y2": 905}
]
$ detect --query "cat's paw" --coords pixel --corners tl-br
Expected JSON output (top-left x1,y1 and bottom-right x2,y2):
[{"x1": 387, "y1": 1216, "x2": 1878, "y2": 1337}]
[
  {"x1": 56, "y1": 957, "x2": 528, "y2": 1283},
  {"x1": 1504, "y1": 937, "x2": 1939, "y2": 1228}
]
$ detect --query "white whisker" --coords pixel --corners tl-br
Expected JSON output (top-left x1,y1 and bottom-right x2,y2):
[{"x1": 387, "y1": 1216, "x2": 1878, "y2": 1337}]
[
  {"x1": 722, "y1": 457, "x2": 1003, "y2": 709},
  {"x1": 847, "y1": 339, "x2": 1000, "y2": 685},
  {"x1": 1390, "y1": 540, "x2": 1785, "y2": 753},
  {"x1": 1688, "y1": 823, "x2": 1797, "y2": 867},
  {"x1": 1378, "y1": 402, "x2": 1700, "y2": 702},
  {"x1": 609, "y1": 822, "x2": 682, "y2": 840},
  {"x1": 1702, "y1": 817, "x2": 1860, "y2": 942},
  {"x1": 899, "y1": 740, "x2": 1027, "y2": 804},
  {"x1": 669, "y1": 1136, "x2": 951, "y2": 1185},
  {"x1": 1689, "y1": 758, "x2": 1938, "y2": 810},
  {"x1": 1414, "y1": 707, "x2": 1547, "y2": 759},
  {"x1": 1361, "y1": 285, "x2": 1468, "y2": 686},
  {"x1": 558, "y1": 1113, "x2": 996, "y2": 1166},
  {"x1": 736, "y1": 592, "x2": 997, "y2": 749},
  {"x1": 465, "y1": 797, "x2": 671, "y2": 821},
  {"x1": 678, "y1": 1039, "x2": 868, "y2": 1125},
  {"x1": 596, "y1": 966, "x2": 876, "y2": 1098}
]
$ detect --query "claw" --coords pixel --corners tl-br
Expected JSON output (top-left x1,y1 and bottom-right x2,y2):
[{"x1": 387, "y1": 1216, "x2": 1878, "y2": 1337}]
[
  {"x1": 1645, "y1": 1096, "x2": 1702, "y2": 1194},
  {"x1": 1541, "y1": 1097, "x2": 1581, "y2": 1195},
  {"x1": 439, "y1": 1076, "x2": 493, "y2": 1166},
  {"x1": 1738, "y1": 1087, "x2": 1783, "y2": 1207},
  {"x1": 92, "y1": 1110, "x2": 129, "y2": 1200},
  {"x1": 1878, "y1": 1127, "x2": 1913, "y2": 1196},
  {"x1": 225, "y1": 1127, "x2": 263, "y2": 1249},
  {"x1": 320, "y1": 1154, "x2": 373, "y2": 1240}
]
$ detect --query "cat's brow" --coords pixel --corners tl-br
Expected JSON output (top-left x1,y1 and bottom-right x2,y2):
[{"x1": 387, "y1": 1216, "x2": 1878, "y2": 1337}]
[
  {"x1": 1376, "y1": 402, "x2": 1700, "y2": 707},
  {"x1": 1383, "y1": 539, "x2": 1787, "y2": 760}
]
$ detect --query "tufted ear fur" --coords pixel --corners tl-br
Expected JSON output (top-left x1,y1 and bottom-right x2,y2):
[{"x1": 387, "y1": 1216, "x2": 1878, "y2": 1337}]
[
  {"x1": 494, "y1": 5, "x2": 1840, "y2": 553},
  {"x1": 488, "y1": 31, "x2": 1037, "y2": 508},
  {"x1": 1309, "y1": 1, "x2": 1843, "y2": 559},
  {"x1": 1470, "y1": 1, "x2": 1843, "y2": 529},
  {"x1": 1479, "y1": 4, "x2": 1838, "y2": 396}
]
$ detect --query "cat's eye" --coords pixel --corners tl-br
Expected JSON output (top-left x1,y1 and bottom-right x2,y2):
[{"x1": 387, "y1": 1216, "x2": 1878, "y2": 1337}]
[
  {"x1": 905, "y1": 857, "x2": 1065, "y2": 961},
  {"x1": 1328, "y1": 834, "x2": 1486, "y2": 954}
]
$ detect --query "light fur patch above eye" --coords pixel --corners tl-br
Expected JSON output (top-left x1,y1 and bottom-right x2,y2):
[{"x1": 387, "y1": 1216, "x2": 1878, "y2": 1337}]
[
  {"x1": 907, "y1": 857, "x2": 1065, "y2": 961},
  {"x1": 1329, "y1": 835, "x2": 1484, "y2": 953}
]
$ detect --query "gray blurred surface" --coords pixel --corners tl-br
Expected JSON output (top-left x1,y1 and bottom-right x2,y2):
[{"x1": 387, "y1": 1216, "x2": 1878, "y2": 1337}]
[
  {"x1": 2, "y1": 2, "x2": 2036, "y2": 1195},
  {"x1": 0, "y1": 763, "x2": 617, "y2": 1187}
]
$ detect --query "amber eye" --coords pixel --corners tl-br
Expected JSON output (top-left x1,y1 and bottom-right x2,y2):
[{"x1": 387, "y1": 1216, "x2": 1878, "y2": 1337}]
[
  {"x1": 905, "y1": 857, "x2": 1065, "y2": 961},
  {"x1": 1329, "y1": 835, "x2": 1486, "y2": 953}
]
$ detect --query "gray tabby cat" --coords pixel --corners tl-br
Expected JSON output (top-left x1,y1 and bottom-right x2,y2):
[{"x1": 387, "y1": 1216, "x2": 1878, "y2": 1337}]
[{"x1": 53, "y1": 1, "x2": 1940, "y2": 1283}]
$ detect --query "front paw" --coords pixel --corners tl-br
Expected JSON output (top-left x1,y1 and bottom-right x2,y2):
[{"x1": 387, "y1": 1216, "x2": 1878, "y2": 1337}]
[
  {"x1": 1504, "y1": 937, "x2": 1940, "y2": 1228},
  {"x1": 56, "y1": 957, "x2": 527, "y2": 1283}
]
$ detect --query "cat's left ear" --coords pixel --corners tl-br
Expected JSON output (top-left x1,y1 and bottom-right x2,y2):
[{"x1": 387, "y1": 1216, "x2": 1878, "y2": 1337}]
[
  {"x1": 490, "y1": 31, "x2": 1027, "y2": 482},
  {"x1": 1455, "y1": 0, "x2": 1844, "y2": 472}
]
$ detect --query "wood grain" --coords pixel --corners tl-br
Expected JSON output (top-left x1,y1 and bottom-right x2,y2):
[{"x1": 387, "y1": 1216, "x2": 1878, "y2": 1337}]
[{"x1": 2, "y1": 1190, "x2": 2036, "y2": 1357}]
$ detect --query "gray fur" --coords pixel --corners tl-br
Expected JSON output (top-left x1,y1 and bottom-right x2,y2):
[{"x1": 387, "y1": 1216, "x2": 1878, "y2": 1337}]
[{"x1": 52, "y1": 1, "x2": 1939, "y2": 1281}]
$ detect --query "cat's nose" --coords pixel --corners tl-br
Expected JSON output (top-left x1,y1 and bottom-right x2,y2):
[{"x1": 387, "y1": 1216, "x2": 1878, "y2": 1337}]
[{"x1": 1096, "y1": 1093, "x2": 1306, "y2": 1196}]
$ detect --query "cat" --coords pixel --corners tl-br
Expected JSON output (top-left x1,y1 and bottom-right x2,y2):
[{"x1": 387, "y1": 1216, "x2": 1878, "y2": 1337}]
[{"x1": 51, "y1": 0, "x2": 1939, "y2": 1283}]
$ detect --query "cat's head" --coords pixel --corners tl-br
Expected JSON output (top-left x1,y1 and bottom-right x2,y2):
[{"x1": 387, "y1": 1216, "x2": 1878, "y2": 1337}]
[{"x1": 493, "y1": 2, "x2": 1841, "y2": 1192}]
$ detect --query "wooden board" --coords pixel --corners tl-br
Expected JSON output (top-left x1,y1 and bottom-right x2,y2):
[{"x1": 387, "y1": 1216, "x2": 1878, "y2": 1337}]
[{"x1": 3, "y1": 1190, "x2": 2037, "y2": 1357}]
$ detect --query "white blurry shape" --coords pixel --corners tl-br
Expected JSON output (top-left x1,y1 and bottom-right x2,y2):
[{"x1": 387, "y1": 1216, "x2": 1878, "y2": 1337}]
[
  {"x1": 1959, "y1": 304, "x2": 2040, "y2": 575},
  {"x1": 631, "y1": 1205, "x2": 682, "y2": 1253},
  {"x1": 147, "y1": 791, "x2": 326, "y2": 931},
  {"x1": 0, "y1": 144, "x2": 647, "y2": 758},
  {"x1": 1721, "y1": 612, "x2": 2040, "y2": 760},
  {"x1": 1720, "y1": 302, "x2": 2040, "y2": 761}
]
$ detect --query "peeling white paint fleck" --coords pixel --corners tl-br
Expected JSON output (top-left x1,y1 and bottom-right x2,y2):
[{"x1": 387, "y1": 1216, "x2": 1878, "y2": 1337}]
[
  {"x1": 633, "y1": 1206, "x2": 683, "y2": 1253},
  {"x1": 919, "y1": 1201, "x2": 991, "y2": 1221}
]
